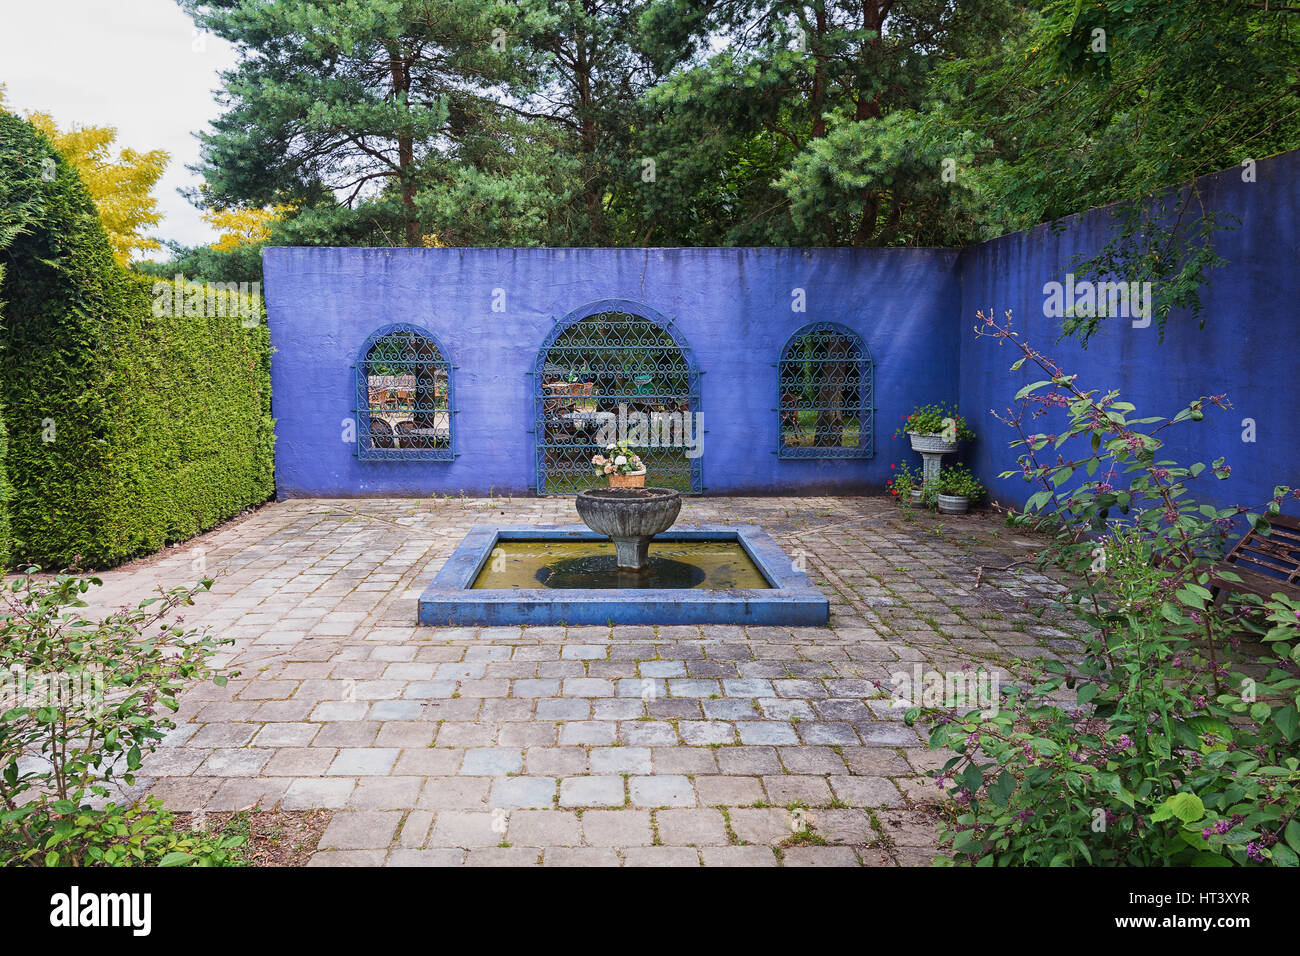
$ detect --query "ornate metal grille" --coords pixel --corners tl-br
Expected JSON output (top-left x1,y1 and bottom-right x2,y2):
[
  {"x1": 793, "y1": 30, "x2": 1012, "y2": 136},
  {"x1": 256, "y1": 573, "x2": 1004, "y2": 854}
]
[
  {"x1": 355, "y1": 323, "x2": 454, "y2": 461},
  {"x1": 533, "y1": 301, "x2": 702, "y2": 495},
  {"x1": 778, "y1": 322, "x2": 873, "y2": 459}
]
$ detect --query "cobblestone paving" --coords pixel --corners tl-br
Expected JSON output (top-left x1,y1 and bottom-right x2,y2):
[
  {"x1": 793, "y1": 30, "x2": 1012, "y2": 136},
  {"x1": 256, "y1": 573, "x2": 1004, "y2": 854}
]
[{"x1": 84, "y1": 496, "x2": 1083, "y2": 866}]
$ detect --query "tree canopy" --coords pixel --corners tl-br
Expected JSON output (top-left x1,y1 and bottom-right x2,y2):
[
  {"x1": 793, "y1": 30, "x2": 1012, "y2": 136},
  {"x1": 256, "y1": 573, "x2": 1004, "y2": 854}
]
[{"x1": 173, "y1": 0, "x2": 1300, "y2": 337}]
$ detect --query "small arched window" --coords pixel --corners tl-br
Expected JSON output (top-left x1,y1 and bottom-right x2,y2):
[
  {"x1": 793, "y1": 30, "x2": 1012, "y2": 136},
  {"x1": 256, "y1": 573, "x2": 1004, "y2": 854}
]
[
  {"x1": 778, "y1": 322, "x2": 873, "y2": 459},
  {"x1": 355, "y1": 323, "x2": 454, "y2": 461}
]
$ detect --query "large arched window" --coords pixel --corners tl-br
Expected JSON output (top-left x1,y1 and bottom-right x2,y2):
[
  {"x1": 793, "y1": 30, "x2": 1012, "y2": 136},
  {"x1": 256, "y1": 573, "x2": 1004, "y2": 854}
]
[
  {"x1": 533, "y1": 299, "x2": 702, "y2": 494},
  {"x1": 355, "y1": 323, "x2": 454, "y2": 461},
  {"x1": 778, "y1": 322, "x2": 873, "y2": 459}
]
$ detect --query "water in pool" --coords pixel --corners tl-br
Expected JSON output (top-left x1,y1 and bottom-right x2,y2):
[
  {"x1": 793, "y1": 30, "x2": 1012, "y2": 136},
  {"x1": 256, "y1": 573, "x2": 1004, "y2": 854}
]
[{"x1": 471, "y1": 539, "x2": 772, "y2": 590}]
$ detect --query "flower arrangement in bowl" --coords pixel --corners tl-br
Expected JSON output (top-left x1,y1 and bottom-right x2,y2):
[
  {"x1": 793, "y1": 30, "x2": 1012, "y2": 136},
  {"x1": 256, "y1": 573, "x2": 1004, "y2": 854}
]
[
  {"x1": 932, "y1": 462, "x2": 985, "y2": 514},
  {"x1": 592, "y1": 440, "x2": 646, "y2": 487},
  {"x1": 893, "y1": 402, "x2": 975, "y2": 454}
]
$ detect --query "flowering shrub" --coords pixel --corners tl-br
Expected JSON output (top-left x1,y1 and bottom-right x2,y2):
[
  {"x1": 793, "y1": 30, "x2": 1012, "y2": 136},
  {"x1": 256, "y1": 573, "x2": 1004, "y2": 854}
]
[
  {"x1": 917, "y1": 311, "x2": 1300, "y2": 866},
  {"x1": 0, "y1": 570, "x2": 243, "y2": 865},
  {"x1": 592, "y1": 440, "x2": 644, "y2": 476},
  {"x1": 893, "y1": 402, "x2": 976, "y2": 442}
]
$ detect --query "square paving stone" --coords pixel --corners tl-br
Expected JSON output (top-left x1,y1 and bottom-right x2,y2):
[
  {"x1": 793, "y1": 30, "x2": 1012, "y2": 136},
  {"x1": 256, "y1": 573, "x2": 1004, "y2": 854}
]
[
  {"x1": 196, "y1": 748, "x2": 271, "y2": 777},
  {"x1": 327, "y1": 748, "x2": 399, "y2": 776},
  {"x1": 623, "y1": 846, "x2": 701, "y2": 867},
  {"x1": 781, "y1": 846, "x2": 861, "y2": 867},
  {"x1": 465, "y1": 847, "x2": 543, "y2": 866},
  {"x1": 558, "y1": 721, "x2": 616, "y2": 746},
  {"x1": 736, "y1": 721, "x2": 799, "y2": 746},
  {"x1": 558, "y1": 776, "x2": 625, "y2": 808},
  {"x1": 428, "y1": 810, "x2": 501, "y2": 848},
  {"x1": 282, "y1": 777, "x2": 356, "y2": 809},
  {"x1": 388, "y1": 849, "x2": 468, "y2": 866},
  {"x1": 694, "y1": 775, "x2": 765, "y2": 806},
  {"x1": 461, "y1": 747, "x2": 524, "y2": 775},
  {"x1": 797, "y1": 722, "x2": 860, "y2": 746},
  {"x1": 762, "y1": 775, "x2": 834, "y2": 806},
  {"x1": 347, "y1": 776, "x2": 425, "y2": 809},
  {"x1": 729, "y1": 808, "x2": 797, "y2": 846},
  {"x1": 543, "y1": 848, "x2": 621, "y2": 867},
  {"x1": 700, "y1": 846, "x2": 778, "y2": 867},
  {"x1": 678, "y1": 721, "x2": 736, "y2": 745},
  {"x1": 524, "y1": 747, "x2": 588, "y2": 775},
  {"x1": 716, "y1": 747, "x2": 783, "y2": 775},
  {"x1": 319, "y1": 811, "x2": 402, "y2": 850},
  {"x1": 618, "y1": 721, "x2": 678, "y2": 746},
  {"x1": 655, "y1": 809, "x2": 729, "y2": 846},
  {"x1": 579, "y1": 808, "x2": 652, "y2": 846},
  {"x1": 418, "y1": 777, "x2": 491, "y2": 809},
  {"x1": 490, "y1": 776, "x2": 557, "y2": 809},
  {"x1": 504, "y1": 809, "x2": 582, "y2": 846},
  {"x1": 589, "y1": 747, "x2": 652, "y2": 774},
  {"x1": 830, "y1": 776, "x2": 904, "y2": 807},
  {"x1": 628, "y1": 775, "x2": 695, "y2": 808}
]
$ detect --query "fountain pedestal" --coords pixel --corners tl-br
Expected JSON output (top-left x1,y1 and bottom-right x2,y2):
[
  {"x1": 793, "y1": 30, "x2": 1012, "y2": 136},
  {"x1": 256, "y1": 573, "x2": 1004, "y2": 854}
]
[{"x1": 575, "y1": 487, "x2": 682, "y2": 570}]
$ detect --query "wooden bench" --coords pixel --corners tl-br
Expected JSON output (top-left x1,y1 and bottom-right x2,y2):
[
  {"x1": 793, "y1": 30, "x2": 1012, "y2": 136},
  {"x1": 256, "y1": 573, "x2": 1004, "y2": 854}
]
[{"x1": 1209, "y1": 512, "x2": 1300, "y2": 601}]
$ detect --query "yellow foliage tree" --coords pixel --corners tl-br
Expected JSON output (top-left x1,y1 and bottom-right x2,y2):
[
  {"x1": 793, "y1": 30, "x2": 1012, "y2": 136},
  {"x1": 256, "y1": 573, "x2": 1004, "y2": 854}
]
[
  {"x1": 201, "y1": 204, "x2": 293, "y2": 251},
  {"x1": 1, "y1": 88, "x2": 169, "y2": 265}
]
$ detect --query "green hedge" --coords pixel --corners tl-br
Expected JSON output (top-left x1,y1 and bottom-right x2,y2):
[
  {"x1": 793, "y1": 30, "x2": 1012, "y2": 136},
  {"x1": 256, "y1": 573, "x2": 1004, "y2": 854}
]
[
  {"x1": 0, "y1": 410, "x2": 10, "y2": 571},
  {"x1": 0, "y1": 113, "x2": 273, "y2": 569}
]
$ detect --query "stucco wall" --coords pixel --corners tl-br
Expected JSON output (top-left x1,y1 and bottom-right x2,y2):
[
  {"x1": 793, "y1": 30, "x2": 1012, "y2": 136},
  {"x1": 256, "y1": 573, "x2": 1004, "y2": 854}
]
[
  {"x1": 264, "y1": 150, "x2": 1298, "y2": 503},
  {"x1": 264, "y1": 246, "x2": 962, "y2": 497},
  {"x1": 959, "y1": 149, "x2": 1300, "y2": 512}
]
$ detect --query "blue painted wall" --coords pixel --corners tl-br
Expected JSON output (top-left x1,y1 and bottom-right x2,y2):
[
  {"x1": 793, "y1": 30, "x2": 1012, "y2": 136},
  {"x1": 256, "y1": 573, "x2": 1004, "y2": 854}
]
[
  {"x1": 264, "y1": 150, "x2": 1298, "y2": 502},
  {"x1": 264, "y1": 247, "x2": 962, "y2": 497},
  {"x1": 958, "y1": 149, "x2": 1300, "y2": 512}
]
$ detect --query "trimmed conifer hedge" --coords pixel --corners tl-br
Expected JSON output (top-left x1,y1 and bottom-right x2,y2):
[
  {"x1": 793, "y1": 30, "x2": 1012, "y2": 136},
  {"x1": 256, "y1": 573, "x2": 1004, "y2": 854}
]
[
  {"x1": 0, "y1": 113, "x2": 273, "y2": 569},
  {"x1": 0, "y1": 413, "x2": 10, "y2": 571}
]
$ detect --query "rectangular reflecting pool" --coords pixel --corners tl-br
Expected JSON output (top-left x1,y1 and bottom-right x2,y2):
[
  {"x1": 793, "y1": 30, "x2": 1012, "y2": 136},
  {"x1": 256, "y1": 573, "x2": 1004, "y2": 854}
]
[
  {"x1": 472, "y1": 539, "x2": 772, "y2": 590},
  {"x1": 418, "y1": 526, "x2": 828, "y2": 626}
]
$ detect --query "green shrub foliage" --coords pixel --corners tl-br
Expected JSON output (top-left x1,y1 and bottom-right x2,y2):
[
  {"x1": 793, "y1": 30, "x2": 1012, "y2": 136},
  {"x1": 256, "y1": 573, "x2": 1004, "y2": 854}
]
[
  {"x1": 0, "y1": 112, "x2": 273, "y2": 568},
  {"x1": 0, "y1": 412, "x2": 10, "y2": 570}
]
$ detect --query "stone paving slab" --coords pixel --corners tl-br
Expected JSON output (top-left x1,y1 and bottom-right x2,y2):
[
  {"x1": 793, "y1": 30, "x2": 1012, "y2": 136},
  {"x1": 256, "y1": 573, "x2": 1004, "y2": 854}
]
[{"x1": 75, "y1": 496, "x2": 1080, "y2": 866}]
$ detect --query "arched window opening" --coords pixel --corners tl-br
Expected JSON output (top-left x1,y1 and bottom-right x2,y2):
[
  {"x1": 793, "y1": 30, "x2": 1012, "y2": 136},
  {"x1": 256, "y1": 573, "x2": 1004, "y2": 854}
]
[
  {"x1": 356, "y1": 324, "x2": 453, "y2": 461},
  {"x1": 778, "y1": 322, "x2": 873, "y2": 459}
]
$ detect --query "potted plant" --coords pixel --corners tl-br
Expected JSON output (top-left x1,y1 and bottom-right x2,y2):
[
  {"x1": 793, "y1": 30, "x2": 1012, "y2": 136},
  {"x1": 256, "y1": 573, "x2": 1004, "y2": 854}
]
[
  {"x1": 886, "y1": 463, "x2": 926, "y2": 505},
  {"x1": 895, "y1": 402, "x2": 975, "y2": 455},
  {"x1": 592, "y1": 441, "x2": 646, "y2": 487},
  {"x1": 933, "y1": 463, "x2": 985, "y2": 515}
]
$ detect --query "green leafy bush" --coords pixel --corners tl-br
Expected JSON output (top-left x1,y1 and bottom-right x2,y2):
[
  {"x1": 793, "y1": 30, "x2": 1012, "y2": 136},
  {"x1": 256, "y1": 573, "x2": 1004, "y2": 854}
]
[
  {"x1": 935, "y1": 463, "x2": 985, "y2": 500},
  {"x1": 0, "y1": 112, "x2": 273, "y2": 568},
  {"x1": 0, "y1": 569, "x2": 243, "y2": 866},
  {"x1": 919, "y1": 311, "x2": 1300, "y2": 866},
  {"x1": 0, "y1": 414, "x2": 10, "y2": 570}
]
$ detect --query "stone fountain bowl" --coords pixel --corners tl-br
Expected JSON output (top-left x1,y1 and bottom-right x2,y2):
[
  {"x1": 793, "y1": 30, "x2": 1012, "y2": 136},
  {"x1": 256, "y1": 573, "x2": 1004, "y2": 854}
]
[{"x1": 575, "y1": 487, "x2": 682, "y2": 569}]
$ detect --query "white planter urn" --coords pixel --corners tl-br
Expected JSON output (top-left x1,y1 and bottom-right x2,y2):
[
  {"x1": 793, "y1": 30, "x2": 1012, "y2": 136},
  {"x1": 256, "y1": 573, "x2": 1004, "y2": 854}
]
[
  {"x1": 936, "y1": 494, "x2": 970, "y2": 515},
  {"x1": 908, "y1": 431, "x2": 958, "y2": 484}
]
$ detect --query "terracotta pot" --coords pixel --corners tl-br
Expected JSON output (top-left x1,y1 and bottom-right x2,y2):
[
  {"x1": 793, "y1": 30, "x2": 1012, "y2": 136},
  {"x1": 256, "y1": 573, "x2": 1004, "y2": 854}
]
[{"x1": 608, "y1": 469, "x2": 647, "y2": 488}]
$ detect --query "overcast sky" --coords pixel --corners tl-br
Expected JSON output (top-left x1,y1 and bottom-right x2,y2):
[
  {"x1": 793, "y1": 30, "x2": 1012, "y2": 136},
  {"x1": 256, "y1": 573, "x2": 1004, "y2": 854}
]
[{"x1": 0, "y1": 0, "x2": 238, "y2": 254}]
